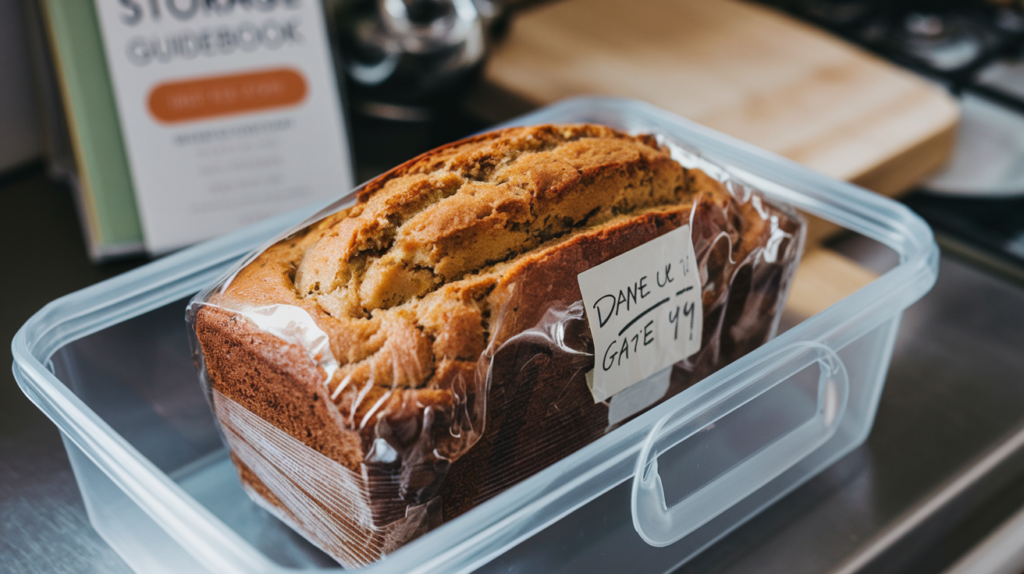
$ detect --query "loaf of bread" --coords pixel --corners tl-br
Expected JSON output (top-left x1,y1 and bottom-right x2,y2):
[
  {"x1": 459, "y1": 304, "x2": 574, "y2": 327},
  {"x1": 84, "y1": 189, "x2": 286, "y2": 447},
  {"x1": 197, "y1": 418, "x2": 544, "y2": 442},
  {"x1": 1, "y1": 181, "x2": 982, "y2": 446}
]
[{"x1": 191, "y1": 124, "x2": 804, "y2": 566}]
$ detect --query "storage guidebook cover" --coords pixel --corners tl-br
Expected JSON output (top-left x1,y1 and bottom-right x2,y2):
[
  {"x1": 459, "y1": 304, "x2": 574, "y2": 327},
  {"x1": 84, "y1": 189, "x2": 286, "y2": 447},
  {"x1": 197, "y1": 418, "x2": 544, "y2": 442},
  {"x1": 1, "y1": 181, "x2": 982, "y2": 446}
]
[{"x1": 93, "y1": 0, "x2": 354, "y2": 254}]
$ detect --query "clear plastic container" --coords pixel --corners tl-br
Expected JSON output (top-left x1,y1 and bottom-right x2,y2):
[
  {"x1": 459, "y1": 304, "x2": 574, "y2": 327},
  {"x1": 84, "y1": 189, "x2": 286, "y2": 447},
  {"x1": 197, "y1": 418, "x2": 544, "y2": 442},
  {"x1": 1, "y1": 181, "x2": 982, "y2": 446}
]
[{"x1": 12, "y1": 97, "x2": 939, "y2": 574}]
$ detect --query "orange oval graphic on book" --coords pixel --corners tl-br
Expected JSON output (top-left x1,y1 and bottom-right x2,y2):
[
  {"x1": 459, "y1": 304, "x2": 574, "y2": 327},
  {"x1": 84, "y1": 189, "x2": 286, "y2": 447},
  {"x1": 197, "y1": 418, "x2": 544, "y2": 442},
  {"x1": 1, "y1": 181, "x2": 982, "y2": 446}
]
[{"x1": 148, "y1": 68, "x2": 307, "y2": 123}]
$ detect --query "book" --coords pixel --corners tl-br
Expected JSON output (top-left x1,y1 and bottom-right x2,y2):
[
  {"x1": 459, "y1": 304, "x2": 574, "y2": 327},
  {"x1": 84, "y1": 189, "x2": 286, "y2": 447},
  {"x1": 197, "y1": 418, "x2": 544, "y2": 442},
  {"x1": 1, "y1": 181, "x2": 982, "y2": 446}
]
[
  {"x1": 36, "y1": 0, "x2": 354, "y2": 258},
  {"x1": 92, "y1": 0, "x2": 355, "y2": 255},
  {"x1": 39, "y1": 0, "x2": 144, "y2": 260}
]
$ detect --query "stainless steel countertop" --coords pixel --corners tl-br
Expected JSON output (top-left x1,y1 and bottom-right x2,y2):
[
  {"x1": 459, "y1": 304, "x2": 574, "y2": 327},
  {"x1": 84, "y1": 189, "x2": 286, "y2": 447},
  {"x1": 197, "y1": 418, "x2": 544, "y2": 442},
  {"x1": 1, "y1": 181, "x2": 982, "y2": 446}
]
[
  {"x1": 4, "y1": 169, "x2": 1024, "y2": 573},
  {"x1": 2, "y1": 168, "x2": 138, "y2": 574}
]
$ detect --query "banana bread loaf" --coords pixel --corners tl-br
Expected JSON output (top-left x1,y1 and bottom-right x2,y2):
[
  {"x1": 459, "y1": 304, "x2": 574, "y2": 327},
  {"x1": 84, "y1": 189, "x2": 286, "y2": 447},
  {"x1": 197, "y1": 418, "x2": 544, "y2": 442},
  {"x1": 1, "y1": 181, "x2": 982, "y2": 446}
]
[{"x1": 191, "y1": 124, "x2": 804, "y2": 566}]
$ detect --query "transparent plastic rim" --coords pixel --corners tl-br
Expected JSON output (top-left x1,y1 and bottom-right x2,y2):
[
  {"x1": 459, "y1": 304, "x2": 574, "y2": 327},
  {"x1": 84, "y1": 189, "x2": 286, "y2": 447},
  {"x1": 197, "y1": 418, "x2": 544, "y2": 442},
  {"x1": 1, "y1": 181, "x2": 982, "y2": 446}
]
[{"x1": 11, "y1": 97, "x2": 939, "y2": 574}]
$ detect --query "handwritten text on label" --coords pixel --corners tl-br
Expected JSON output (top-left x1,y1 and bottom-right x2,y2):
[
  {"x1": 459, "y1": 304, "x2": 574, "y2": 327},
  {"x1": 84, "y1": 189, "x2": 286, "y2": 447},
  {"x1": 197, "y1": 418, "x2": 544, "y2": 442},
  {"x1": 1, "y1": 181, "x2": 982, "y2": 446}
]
[{"x1": 577, "y1": 225, "x2": 702, "y2": 403}]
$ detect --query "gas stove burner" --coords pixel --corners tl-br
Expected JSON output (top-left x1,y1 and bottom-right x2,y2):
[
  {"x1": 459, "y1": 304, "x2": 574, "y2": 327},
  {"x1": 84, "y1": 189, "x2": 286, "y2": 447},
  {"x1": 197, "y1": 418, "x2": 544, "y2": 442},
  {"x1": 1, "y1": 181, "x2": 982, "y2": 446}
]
[
  {"x1": 795, "y1": 0, "x2": 871, "y2": 26},
  {"x1": 995, "y1": 6, "x2": 1024, "y2": 33},
  {"x1": 905, "y1": 12, "x2": 946, "y2": 38},
  {"x1": 861, "y1": 11, "x2": 990, "y2": 72}
]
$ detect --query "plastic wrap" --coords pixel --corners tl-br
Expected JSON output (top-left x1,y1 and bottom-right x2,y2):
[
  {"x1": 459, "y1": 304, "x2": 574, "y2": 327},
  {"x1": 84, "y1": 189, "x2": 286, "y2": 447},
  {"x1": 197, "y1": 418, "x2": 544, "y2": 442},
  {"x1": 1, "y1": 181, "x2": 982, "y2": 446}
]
[{"x1": 187, "y1": 124, "x2": 805, "y2": 567}]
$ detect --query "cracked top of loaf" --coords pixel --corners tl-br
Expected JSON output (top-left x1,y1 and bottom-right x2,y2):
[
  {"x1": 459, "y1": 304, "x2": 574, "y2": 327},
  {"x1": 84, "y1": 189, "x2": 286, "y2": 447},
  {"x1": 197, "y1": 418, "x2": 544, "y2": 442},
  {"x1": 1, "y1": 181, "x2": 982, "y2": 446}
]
[{"x1": 206, "y1": 124, "x2": 750, "y2": 438}]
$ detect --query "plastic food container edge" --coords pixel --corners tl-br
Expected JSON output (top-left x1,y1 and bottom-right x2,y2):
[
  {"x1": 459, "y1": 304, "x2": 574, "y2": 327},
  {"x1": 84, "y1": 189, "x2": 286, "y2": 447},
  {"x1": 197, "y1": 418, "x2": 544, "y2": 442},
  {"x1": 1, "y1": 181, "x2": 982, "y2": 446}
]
[{"x1": 11, "y1": 96, "x2": 939, "y2": 574}]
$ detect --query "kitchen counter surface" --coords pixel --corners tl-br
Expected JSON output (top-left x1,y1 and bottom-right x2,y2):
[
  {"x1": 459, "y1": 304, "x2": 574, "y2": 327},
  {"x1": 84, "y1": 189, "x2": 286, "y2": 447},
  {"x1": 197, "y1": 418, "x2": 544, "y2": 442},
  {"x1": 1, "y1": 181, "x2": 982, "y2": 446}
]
[{"x1": 4, "y1": 164, "x2": 1024, "y2": 574}]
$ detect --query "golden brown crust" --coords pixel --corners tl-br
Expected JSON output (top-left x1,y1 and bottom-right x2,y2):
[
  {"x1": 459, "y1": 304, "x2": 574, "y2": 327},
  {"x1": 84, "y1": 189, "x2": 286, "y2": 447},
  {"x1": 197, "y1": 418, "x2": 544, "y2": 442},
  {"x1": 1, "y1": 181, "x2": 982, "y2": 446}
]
[
  {"x1": 194, "y1": 123, "x2": 803, "y2": 563},
  {"x1": 205, "y1": 124, "x2": 701, "y2": 430}
]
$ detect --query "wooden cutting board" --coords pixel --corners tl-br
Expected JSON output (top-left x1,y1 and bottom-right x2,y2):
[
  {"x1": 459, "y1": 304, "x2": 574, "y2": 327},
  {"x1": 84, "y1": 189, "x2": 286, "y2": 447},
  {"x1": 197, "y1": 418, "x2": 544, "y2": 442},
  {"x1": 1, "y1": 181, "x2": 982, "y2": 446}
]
[
  {"x1": 481, "y1": 0, "x2": 948, "y2": 315},
  {"x1": 483, "y1": 0, "x2": 960, "y2": 246}
]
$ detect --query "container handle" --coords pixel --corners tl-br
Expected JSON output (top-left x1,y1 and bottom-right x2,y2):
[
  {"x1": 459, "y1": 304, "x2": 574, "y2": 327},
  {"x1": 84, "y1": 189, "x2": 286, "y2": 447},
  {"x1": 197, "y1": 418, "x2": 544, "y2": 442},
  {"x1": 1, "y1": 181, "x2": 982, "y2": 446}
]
[{"x1": 631, "y1": 341, "x2": 849, "y2": 547}]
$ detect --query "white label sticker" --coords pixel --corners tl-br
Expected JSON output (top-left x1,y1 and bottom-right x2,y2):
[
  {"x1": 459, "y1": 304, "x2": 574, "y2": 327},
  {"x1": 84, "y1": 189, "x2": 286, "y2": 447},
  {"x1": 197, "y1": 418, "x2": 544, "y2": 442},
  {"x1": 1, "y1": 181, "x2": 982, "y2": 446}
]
[{"x1": 577, "y1": 225, "x2": 703, "y2": 403}]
